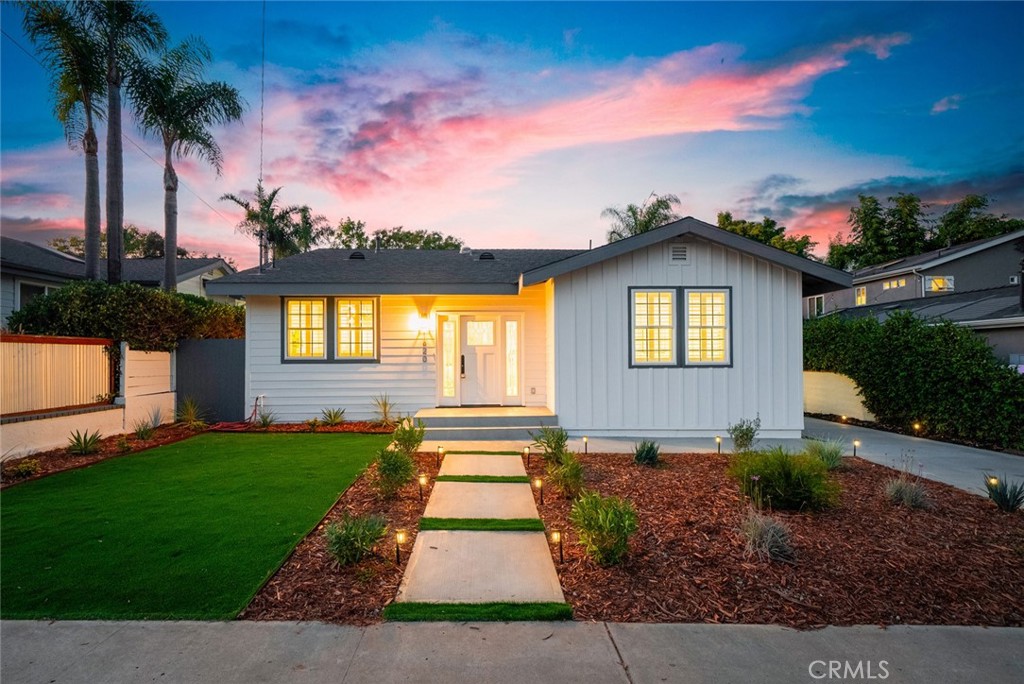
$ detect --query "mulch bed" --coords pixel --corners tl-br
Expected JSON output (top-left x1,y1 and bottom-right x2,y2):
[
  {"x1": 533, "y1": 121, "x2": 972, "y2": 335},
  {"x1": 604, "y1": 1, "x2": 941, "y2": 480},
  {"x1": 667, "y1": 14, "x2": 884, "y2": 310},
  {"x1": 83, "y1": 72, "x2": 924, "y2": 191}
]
[
  {"x1": 526, "y1": 453, "x2": 1024, "y2": 628},
  {"x1": 240, "y1": 452, "x2": 438, "y2": 625},
  {"x1": 227, "y1": 422, "x2": 394, "y2": 434},
  {"x1": 0, "y1": 423, "x2": 202, "y2": 489}
]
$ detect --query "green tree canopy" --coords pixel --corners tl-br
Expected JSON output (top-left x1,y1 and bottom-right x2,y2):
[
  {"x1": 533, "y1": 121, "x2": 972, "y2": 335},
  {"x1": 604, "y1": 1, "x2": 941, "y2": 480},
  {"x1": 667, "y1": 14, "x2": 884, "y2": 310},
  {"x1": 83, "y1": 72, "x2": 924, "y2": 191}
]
[
  {"x1": 603, "y1": 193, "x2": 681, "y2": 242},
  {"x1": 49, "y1": 224, "x2": 187, "y2": 259},
  {"x1": 715, "y1": 212, "x2": 817, "y2": 257},
  {"x1": 333, "y1": 218, "x2": 465, "y2": 250},
  {"x1": 221, "y1": 182, "x2": 331, "y2": 264}
]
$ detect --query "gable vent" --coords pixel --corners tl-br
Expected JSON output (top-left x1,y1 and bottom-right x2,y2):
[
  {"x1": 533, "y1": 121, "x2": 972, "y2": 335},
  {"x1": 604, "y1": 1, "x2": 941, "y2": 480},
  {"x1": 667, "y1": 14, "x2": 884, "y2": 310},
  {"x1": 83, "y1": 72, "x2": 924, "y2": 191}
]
[
  {"x1": 349, "y1": 251, "x2": 366, "y2": 260},
  {"x1": 478, "y1": 252, "x2": 495, "y2": 261},
  {"x1": 669, "y1": 243, "x2": 690, "y2": 265}
]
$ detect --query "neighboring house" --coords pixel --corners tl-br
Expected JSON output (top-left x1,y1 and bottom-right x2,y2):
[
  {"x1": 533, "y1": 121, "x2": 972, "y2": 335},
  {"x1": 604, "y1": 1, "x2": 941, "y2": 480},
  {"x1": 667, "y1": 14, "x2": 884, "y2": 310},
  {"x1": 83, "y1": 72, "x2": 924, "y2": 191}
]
[
  {"x1": 804, "y1": 228, "x2": 1024, "y2": 318},
  {"x1": 207, "y1": 217, "x2": 850, "y2": 437},
  {"x1": 1, "y1": 236, "x2": 237, "y2": 324},
  {"x1": 839, "y1": 285, "x2": 1024, "y2": 366}
]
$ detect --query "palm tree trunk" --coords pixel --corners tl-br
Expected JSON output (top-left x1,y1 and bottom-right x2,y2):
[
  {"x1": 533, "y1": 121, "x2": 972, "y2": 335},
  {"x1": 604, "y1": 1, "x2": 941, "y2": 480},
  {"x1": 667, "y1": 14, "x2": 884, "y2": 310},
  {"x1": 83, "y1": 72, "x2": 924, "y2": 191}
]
[
  {"x1": 105, "y1": 50, "x2": 124, "y2": 285},
  {"x1": 163, "y1": 143, "x2": 178, "y2": 292},
  {"x1": 83, "y1": 122, "x2": 101, "y2": 280}
]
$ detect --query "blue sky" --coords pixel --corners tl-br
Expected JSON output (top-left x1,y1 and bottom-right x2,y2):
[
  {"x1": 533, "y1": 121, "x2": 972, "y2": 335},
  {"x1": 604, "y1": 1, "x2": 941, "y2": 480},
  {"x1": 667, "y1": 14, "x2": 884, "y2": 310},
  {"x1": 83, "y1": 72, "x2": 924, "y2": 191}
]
[{"x1": 2, "y1": 1, "x2": 1022, "y2": 267}]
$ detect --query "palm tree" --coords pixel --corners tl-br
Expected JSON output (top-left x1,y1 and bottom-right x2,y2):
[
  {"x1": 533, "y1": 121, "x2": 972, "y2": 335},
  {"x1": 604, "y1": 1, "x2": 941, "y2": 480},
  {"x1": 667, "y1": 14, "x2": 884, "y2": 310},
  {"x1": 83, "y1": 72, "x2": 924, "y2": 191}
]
[
  {"x1": 127, "y1": 38, "x2": 244, "y2": 291},
  {"x1": 220, "y1": 183, "x2": 302, "y2": 267},
  {"x1": 289, "y1": 207, "x2": 333, "y2": 256},
  {"x1": 603, "y1": 193, "x2": 682, "y2": 242},
  {"x1": 22, "y1": 1, "x2": 106, "y2": 280},
  {"x1": 81, "y1": 0, "x2": 166, "y2": 284}
]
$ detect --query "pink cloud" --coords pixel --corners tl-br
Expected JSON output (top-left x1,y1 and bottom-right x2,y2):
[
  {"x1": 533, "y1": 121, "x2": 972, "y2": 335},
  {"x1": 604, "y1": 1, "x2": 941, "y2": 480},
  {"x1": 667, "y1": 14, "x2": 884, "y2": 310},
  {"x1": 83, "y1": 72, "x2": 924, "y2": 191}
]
[{"x1": 931, "y1": 94, "x2": 962, "y2": 114}]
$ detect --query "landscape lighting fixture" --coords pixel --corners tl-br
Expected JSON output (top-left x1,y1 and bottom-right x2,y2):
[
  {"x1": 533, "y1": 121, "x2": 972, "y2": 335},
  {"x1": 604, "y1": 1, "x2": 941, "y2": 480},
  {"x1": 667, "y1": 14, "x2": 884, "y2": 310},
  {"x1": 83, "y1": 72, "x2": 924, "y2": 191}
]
[
  {"x1": 913, "y1": 422, "x2": 921, "y2": 433},
  {"x1": 436, "y1": 446, "x2": 445, "y2": 467},
  {"x1": 418, "y1": 473, "x2": 428, "y2": 500},
  {"x1": 987, "y1": 476, "x2": 1000, "y2": 488},
  {"x1": 395, "y1": 529, "x2": 408, "y2": 564},
  {"x1": 534, "y1": 476, "x2": 544, "y2": 505},
  {"x1": 550, "y1": 529, "x2": 564, "y2": 563},
  {"x1": 841, "y1": 415, "x2": 847, "y2": 422},
  {"x1": 853, "y1": 439, "x2": 861, "y2": 458},
  {"x1": 715, "y1": 435, "x2": 722, "y2": 454},
  {"x1": 523, "y1": 446, "x2": 530, "y2": 467},
  {"x1": 583, "y1": 436, "x2": 588, "y2": 454}
]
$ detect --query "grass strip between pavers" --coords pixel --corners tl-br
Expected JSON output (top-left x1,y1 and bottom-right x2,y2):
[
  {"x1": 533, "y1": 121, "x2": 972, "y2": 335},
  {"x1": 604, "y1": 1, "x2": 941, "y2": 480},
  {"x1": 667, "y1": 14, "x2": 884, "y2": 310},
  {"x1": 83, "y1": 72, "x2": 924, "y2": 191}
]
[
  {"x1": 434, "y1": 475, "x2": 529, "y2": 483},
  {"x1": 384, "y1": 602, "x2": 572, "y2": 622},
  {"x1": 419, "y1": 517, "x2": 546, "y2": 531},
  {"x1": 445, "y1": 450, "x2": 522, "y2": 455}
]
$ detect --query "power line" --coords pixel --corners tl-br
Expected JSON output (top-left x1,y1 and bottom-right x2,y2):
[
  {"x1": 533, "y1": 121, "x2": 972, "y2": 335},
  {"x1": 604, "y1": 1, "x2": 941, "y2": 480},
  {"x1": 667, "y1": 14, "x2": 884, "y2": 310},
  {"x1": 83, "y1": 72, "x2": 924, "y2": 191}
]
[{"x1": 1, "y1": 25, "x2": 251, "y2": 241}]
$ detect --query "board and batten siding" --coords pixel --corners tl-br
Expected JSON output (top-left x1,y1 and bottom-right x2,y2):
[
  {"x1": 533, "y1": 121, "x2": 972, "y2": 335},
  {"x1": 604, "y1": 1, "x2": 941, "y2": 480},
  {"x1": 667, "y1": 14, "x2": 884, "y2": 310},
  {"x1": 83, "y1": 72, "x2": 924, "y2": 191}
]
[
  {"x1": 245, "y1": 287, "x2": 551, "y2": 422},
  {"x1": 552, "y1": 236, "x2": 804, "y2": 438}
]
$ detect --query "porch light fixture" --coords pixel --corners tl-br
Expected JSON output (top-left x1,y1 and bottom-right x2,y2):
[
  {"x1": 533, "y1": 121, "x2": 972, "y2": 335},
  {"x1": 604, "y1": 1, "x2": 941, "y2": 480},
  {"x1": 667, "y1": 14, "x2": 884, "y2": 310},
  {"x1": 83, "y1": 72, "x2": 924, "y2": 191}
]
[
  {"x1": 853, "y1": 439, "x2": 861, "y2": 457},
  {"x1": 395, "y1": 529, "x2": 408, "y2": 564},
  {"x1": 715, "y1": 435, "x2": 722, "y2": 454},
  {"x1": 436, "y1": 446, "x2": 445, "y2": 467},
  {"x1": 523, "y1": 446, "x2": 530, "y2": 467},
  {"x1": 550, "y1": 529, "x2": 564, "y2": 563},
  {"x1": 418, "y1": 473, "x2": 428, "y2": 500},
  {"x1": 533, "y1": 476, "x2": 544, "y2": 505},
  {"x1": 583, "y1": 436, "x2": 588, "y2": 454}
]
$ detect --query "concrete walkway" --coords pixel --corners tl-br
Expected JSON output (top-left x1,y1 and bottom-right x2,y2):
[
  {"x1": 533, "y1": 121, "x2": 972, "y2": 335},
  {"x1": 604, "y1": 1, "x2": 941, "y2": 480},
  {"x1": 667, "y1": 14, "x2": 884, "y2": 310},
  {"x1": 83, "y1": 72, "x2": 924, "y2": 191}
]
[
  {"x1": 396, "y1": 453, "x2": 564, "y2": 604},
  {"x1": 3, "y1": 620, "x2": 1021, "y2": 684}
]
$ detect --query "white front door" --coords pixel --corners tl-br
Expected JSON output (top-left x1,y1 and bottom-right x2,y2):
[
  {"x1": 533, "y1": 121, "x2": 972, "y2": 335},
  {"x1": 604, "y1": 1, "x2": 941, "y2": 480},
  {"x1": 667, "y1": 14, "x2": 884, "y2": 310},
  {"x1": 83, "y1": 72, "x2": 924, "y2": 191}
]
[{"x1": 460, "y1": 315, "x2": 501, "y2": 405}]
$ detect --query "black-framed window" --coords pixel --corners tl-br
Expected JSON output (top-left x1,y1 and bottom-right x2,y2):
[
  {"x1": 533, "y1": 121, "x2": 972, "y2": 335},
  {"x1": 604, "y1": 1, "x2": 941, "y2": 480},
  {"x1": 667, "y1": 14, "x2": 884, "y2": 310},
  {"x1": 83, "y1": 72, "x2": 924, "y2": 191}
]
[
  {"x1": 281, "y1": 296, "x2": 380, "y2": 363},
  {"x1": 284, "y1": 298, "x2": 326, "y2": 359},
  {"x1": 628, "y1": 286, "x2": 732, "y2": 368}
]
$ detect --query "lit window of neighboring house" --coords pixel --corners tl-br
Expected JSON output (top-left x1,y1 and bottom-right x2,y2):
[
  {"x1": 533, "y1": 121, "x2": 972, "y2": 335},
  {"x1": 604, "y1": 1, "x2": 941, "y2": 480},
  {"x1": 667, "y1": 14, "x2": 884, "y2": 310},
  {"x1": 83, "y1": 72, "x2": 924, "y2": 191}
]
[
  {"x1": 926, "y1": 276, "x2": 955, "y2": 292},
  {"x1": 855, "y1": 287, "x2": 867, "y2": 306},
  {"x1": 882, "y1": 278, "x2": 907, "y2": 291},
  {"x1": 285, "y1": 298, "x2": 326, "y2": 358}
]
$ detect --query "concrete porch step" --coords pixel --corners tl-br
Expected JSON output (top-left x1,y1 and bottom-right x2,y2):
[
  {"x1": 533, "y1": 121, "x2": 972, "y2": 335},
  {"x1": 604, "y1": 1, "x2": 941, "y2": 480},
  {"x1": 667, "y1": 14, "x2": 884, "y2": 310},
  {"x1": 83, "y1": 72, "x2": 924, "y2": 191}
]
[{"x1": 423, "y1": 426, "x2": 543, "y2": 441}]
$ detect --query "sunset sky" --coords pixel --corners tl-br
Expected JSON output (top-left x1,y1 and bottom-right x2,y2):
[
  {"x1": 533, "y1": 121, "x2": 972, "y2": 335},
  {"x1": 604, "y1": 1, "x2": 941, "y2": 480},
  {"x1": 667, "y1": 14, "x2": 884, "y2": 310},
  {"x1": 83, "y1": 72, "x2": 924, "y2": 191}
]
[{"x1": 2, "y1": 1, "x2": 1022, "y2": 268}]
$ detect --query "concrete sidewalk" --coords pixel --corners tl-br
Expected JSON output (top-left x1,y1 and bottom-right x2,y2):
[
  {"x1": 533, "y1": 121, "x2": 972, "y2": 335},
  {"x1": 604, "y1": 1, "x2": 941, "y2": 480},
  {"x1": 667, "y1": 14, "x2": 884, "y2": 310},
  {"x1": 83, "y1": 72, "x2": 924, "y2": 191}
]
[{"x1": 2, "y1": 620, "x2": 1021, "y2": 684}]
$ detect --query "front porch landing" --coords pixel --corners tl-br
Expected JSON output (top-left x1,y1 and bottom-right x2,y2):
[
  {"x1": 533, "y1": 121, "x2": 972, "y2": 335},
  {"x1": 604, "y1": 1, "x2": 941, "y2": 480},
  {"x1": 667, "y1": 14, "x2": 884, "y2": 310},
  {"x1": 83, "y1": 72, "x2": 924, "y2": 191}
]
[{"x1": 414, "y1": 407, "x2": 557, "y2": 441}]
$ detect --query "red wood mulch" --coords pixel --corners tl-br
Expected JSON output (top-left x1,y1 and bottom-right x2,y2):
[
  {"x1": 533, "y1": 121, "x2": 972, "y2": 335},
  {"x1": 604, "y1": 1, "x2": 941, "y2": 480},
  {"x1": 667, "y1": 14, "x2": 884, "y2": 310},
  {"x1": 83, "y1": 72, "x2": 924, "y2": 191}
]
[
  {"x1": 237, "y1": 422, "x2": 394, "y2": 434},
  {"x1": 241, "y1": 452, "x2": 437, "y2": 625},
  {"x1": 526, "y1": 453, "x2": 1024, "y2": 628},
  {"x1": 0, "y1": 423, "x2": 203, "y2": 489}
]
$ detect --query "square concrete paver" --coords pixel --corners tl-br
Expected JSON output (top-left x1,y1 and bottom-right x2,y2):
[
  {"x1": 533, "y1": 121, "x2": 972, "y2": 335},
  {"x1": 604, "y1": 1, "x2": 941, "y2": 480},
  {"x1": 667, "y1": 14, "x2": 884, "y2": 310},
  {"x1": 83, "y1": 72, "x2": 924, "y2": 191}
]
[
  {"x1": 396, "y1": 531, "x2": 565, "y2": 603},
  {"x1": 422, "y1": 482, "x2": 539, "y2": 519},
  {"x1": 438, "y1": 454, "x2": 527, "y2": 477}
]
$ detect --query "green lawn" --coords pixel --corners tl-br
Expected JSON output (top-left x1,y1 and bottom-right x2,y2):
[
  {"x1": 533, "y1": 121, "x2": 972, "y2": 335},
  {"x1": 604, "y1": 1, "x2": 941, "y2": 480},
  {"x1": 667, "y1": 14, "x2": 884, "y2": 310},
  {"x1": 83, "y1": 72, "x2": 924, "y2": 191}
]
[{"x1": 0, "y1": 432, "x2": 390, "y2": 620}]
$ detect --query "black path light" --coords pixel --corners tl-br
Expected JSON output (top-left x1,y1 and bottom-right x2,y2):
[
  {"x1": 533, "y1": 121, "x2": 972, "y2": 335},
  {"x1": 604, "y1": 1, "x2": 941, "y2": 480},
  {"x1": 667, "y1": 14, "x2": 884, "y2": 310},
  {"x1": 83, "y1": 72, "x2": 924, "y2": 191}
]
[
  {"x1": 418, "y1": 473, "x2": 428, "y2": 500},
  {"x1": 715, "y1": 435, "x2": 722, "y2": 454},
  {"x1": 583, "y1": 436, "x2": 588, "y2": 454},
  {"x1": 533, "y1": 476, "x2": 544, "y2": 505},
  {"x1": 436, "y1": 446, "x2": 445, "y2": 468},
  {"x1": 853, "y1": 439, "x2": 861, "y2": 458},
  {"x1": 523, "y1": 446, "x2": 530, "y2": 467},
  {"x1": 395, "y1": 529, "x2": 408, "y2": 564},
  {"x1": 550, "y1": 529, "x2": 564, "y2": 563}
]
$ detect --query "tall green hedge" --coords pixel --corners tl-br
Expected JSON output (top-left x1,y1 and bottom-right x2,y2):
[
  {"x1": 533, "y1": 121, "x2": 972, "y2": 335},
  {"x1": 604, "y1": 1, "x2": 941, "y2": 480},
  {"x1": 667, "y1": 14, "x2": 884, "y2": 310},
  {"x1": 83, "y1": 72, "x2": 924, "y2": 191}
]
[
  {"x1": 5, "y1": 281, "x2": 244, "y2": 352},
  {"x1": 804, "y1": 312, "x2": 1024, "y2": 450}
]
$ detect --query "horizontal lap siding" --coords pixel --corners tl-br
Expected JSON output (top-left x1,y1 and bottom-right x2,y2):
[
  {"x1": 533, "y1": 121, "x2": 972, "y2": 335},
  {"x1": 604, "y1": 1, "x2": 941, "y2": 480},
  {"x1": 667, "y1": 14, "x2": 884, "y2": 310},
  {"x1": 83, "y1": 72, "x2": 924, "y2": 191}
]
[
  {"x1": 246, "y1": 288, "x2": 549, "y2": 422},
  {"x1": 554, "y1": 237, "x2": 803, "y2": 436}
]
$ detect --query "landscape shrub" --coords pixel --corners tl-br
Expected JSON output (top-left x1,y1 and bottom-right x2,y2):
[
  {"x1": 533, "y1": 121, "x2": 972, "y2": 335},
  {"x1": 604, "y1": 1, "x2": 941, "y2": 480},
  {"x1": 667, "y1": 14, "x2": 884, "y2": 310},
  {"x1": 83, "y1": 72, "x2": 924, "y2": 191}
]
[
  {"x1": 803, "y1": 438, "x2": 845, "y2": 470},
  {"x1": 727, "y1": 416, "x2": 761, "y2": 452},
  {"x1": 392, "y1": 418, "x2": 426, "y2": 455},
  {"x1": 546, "y1": 452, "x2": 585, "y2": 499},
  {"x1": 372, "y1": 394, "x2": 398, "y2": 427},
  {"x1": 371, "y1": 447, "x2": 416, "y2": 498},
  {"x1": 804, "y1": 311, "x2": 1024, "y2": 450},
  {"x1": 67, "y1": 429, "x2": 102, "y2": 455},
  {"x1": 569, "y1": 491, "x2": 638, "y2": 566},
  {"x1": 305, "y1": 418, "x2": 320, "y2": 433},
  {"x1": 255, "y1": 409, "x2": 277, "y2": 429},
  {"x1": 177, "y1": 396, "x2": 207, "y2": 430},
  {"x1": 3, "y1": 458, "x2": 41, "y2": 480},
  {"x1": 739, "y1": 509, "x2": 794, "y2": 562},
  {"x1": 530, "y1": 426, "x2": 569, "y2": 465},
  {"x1": 320, "y1": 408, "x2": 346, "y2": 426},
  {"x1": 984, "y1": 474, "x2": 1024, "y2": 513},
  {"x1": 6, "y1": 281, "x2": 243, "y2": 351},
  {"x1": 633, "y1": 439, "x2": 660, "y2": 467},
  {"x1": 132, "y1": 418, "x2": 155, "y2": 440},
  {"x1": 883, "y1": 453, "x2": 929, "y2": 509},
  {"x1": 324, "y1": 513, "x2": 388, "y2": 566},
  {"x1": 116, "y1": 437, "x2": 132, "y2": 454},
  {"x1": 729, "y1": 446, "x2": 840, "y2": 511}
]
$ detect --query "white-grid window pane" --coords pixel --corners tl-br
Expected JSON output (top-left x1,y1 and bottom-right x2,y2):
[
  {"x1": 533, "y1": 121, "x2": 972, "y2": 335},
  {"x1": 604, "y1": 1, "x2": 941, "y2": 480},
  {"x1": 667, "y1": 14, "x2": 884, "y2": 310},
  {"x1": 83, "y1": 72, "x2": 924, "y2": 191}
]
[{"x1": 686, "y1": 290, "x2": 729, "y2": 364}]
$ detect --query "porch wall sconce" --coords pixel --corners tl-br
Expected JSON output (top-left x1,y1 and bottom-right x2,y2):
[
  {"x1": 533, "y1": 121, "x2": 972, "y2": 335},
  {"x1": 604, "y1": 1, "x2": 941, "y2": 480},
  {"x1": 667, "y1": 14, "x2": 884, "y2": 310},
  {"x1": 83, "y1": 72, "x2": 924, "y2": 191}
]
[
  {"x1": 523, "y1": 446, "x2": 530, "y2": 467},
  {"x1": 550, "y1": 529, "x2": 564, "y2": 563},
  {"x1": 418, "y1": 473, "x2": 428, "y2": 500},
  {"x1": 533, "y1": 476, "x2": 544, "y2": 505},
  {"x1": 395, "y1": 529, "x2": 408, "y2": 564},
  {"x1": 715, "y1": 435, "x2": 722, "y2": 454},
  {"x1": 583, "y1": 436, "x2": 588, "y2": 454},
  {"x1": 852, "y1": 439, "x2": 861, "y2": 457},
  {"x1": 436, "y1": 446, "x2": 445, "y2": 468}
]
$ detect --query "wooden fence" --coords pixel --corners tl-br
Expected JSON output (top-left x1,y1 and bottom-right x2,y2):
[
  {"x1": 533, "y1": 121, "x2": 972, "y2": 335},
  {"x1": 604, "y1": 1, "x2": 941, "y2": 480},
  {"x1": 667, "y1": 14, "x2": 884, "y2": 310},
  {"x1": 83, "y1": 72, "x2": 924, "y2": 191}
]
[{"x1": 1, "y1": 334, "x2": 114, "y2": 417}]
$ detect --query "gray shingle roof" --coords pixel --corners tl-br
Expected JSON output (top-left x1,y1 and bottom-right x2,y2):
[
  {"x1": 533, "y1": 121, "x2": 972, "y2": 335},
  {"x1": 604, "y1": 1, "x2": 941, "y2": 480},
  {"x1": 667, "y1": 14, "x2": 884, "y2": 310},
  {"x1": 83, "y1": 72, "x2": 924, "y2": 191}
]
[
  {"x1": 853, "y1": 229, "x2": 1024, "y2": 281},
  {"x1": 0, "y1": 236, "x2": 85, "y2": 280},
  {"x1": 99, "y1": 257, "x2": 233, "y2": 284},
  {"x1": 207, "y1": 248, "x2": 585, "y2": 295},
  {"x1": 839, "y1": 285, "x2": 1023, "y2": 326}
]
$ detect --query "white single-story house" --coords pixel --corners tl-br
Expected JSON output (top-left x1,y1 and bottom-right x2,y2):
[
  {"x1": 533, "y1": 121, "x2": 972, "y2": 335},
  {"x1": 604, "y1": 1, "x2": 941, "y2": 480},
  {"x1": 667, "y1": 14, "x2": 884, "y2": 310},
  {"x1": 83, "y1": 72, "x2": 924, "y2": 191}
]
[{"x1": 206, "y1": 217, "x2": 850, "y2": 438}]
